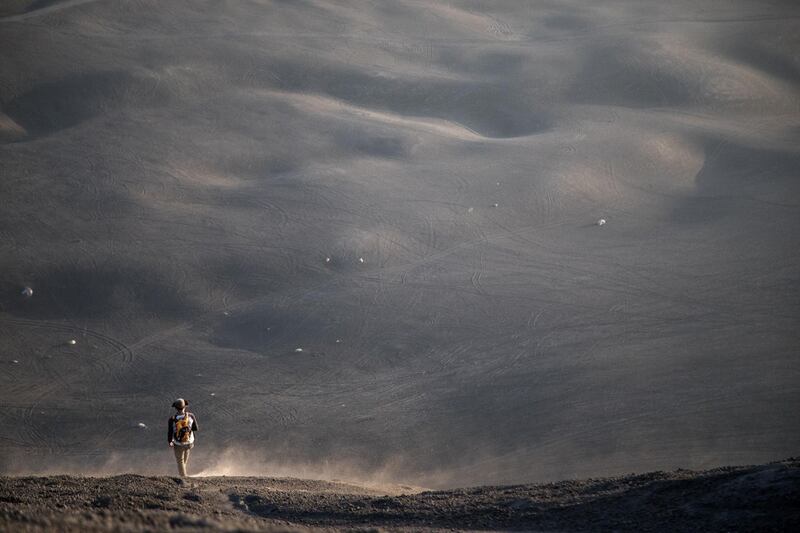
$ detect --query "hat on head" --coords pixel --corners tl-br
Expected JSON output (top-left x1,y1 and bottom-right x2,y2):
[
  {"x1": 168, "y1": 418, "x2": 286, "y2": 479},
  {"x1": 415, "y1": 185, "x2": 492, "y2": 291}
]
[{"x1": 172, "y1": 398, "x2": 187, "y2": 410}]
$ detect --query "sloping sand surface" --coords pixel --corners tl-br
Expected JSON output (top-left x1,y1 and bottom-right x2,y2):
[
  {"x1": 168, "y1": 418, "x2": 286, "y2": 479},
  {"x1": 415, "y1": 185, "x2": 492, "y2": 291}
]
[{"x1": 1, "y1": 0, "x2": 799, "y2": 488}]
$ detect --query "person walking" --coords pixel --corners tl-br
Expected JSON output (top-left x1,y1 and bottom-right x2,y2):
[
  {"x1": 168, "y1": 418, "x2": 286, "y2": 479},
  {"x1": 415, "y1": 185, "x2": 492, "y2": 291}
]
[{"x1": 168, "y1": 398, "x2": 198, "y2": 477}]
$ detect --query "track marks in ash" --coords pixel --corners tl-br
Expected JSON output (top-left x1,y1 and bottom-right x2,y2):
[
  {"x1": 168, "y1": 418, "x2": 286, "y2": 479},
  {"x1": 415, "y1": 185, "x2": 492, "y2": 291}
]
[
  {"x1": 0, "y1": 317, "x2": 133, "y2": 364},
  {"x1": 0, "y1": 266, "x2": 197, "y2": 321}
]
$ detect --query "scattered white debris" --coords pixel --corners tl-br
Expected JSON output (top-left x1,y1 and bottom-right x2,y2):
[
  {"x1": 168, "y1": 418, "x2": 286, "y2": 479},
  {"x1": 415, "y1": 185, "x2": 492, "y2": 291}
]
[
  {"x1": 597, "y1": 218, "x2": 607, "y2": 226},
  {"x1": 294, "y1": 347, "x2": 303, "y2": 353},
  {"x1": 67, "y1": 339, "x2": 77, "y2": 345},
  {"x1": 137, "y1": 422, "x2": 147, "y2": 429},
  {"x1": 21, "y1": 287, "x2": 33, "y2": 298},
  {"x1": 12, "y1": 360, "x2": 19, "y2": 364},
  {"x1": 358, "y1": 257, "x2": 365, "y2": 263}
]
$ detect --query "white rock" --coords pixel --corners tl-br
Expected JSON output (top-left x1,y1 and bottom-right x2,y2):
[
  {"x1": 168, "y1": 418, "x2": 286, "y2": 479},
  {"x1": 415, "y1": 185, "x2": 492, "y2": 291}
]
[
  {"x1": 492, "y1": 203, "x2": 499, "y2": 208},
  {"x1": 294, "y1": 347, "x2": 303, "y2": 352},
  {"x1": 210, "y1": 393, "x2": 216, "y2": 397},
  {"x1": 358, "y1": 257, "x2": 365, "y2": 263},
  {"x1": 67, "y1": 339, "x2": 77, "y2": 345},
  {"x1": 335, "y1": 339, "x2": 342, "y2": 344},
  {"x1": 325, "y1": 257, "x2": 331, "y2": 263},
  {"x1": 467, "y1": 207, "x2": 474, "y2": 213},
  {"x1": 21, "y1": 287, "x2": 33, "y2": 297},
  {"x1": 12, "y1": 360, "x2": 19, "y2": 364},
  {"x1": 137, "y1": 422, "x2": 147, "y2": 429},
  {"x1": 597, "y1": 218, "x2": 606, "y2": 226}
]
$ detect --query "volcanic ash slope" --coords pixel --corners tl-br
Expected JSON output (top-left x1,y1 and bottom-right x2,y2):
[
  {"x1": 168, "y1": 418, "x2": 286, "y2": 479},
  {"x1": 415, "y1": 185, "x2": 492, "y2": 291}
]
[{"x1": 0, "y1": 0, "x2": 799, "y2": 486}]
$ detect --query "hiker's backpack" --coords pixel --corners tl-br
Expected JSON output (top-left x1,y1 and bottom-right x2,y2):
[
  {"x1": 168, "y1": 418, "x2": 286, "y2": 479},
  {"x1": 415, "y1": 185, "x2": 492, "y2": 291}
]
[{"x1": 174, "y1": 413, "x2": 193, "y2": 444}]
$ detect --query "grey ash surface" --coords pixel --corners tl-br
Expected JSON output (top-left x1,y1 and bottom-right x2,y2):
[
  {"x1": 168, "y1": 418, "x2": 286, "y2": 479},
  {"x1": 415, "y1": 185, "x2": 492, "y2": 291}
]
[
  {"x1": 1, "y1": 0, "x2": 799, "y2": 489},
  {"x1": 1, "y1": 459, "x2": 799, "y2": 532}
]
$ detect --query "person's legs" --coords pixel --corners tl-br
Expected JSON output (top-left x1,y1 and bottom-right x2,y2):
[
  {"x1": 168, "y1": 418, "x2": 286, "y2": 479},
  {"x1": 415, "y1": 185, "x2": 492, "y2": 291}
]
[
  {"x1": 173, "y1": 445, "x2": 188, "y2": 477},
  {"x1": 183, "y1": 445, "x2": 192, "y2": 475}
]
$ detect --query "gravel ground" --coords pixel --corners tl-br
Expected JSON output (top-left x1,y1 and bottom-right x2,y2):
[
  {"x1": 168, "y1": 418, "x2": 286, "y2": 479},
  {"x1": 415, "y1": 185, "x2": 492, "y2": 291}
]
[{"x1": 1, "y1": 458, "x2": 798, "y2": 532}]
